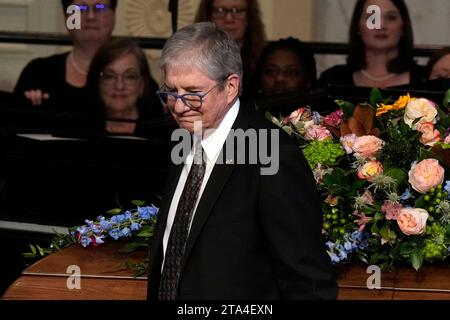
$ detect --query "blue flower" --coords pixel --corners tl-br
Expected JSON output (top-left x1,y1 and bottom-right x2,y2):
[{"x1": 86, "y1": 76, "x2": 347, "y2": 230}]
[
  {"x1": 130, "y1": 221, "x2": 141, "y2": 231},
  {"x1": 330, "y1": 253, "x2": 341, "y2": 264},
  {"x1": 445, "y1": 181, "x2": 450, "y2": 195},
  {"x1": 121, "y1": 227, "x2": 132, "y2": 237},
  {"x1": 109, "y1": 228, "x2": 121, "y2": 240},
  {"x1": 344, "y1": 241, "x2": 353, "y2": 251},
  {"x1": 77, "y1": 225, "x2": 89, "y2": 236},
  {"x1": 80, "y1": 235, "x2": 92, "y2": 247},
  {"x1": 400, "y1": 189, "x2": 413, "y2": 201},
  {"x1": 99, "y1": 217, "x2": 112, "y2": 230},
  {"x1": 138, "y1": 206, "x2": 158, "y2": 220}
]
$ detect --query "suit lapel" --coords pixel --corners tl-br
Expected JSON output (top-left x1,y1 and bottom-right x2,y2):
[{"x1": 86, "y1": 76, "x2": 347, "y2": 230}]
[{"x1": 180, "y1": 105, "x2": 249, "y2": 271}]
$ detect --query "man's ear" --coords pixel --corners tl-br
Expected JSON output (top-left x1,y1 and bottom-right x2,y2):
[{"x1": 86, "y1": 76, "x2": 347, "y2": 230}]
[{"x1": 226, "y1": 74, "x2": 240, "y2": 104}]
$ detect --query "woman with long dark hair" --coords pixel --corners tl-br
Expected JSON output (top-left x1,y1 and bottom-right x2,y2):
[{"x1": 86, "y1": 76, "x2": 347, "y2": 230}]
[{"x1": 319, "y1": 0, "x2": 426, "y2": 89}]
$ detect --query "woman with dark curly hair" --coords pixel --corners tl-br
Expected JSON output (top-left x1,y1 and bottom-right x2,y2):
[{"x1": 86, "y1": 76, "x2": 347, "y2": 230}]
[{"x1": 252, "y1": 37, "x2": 317, "y2": 97}]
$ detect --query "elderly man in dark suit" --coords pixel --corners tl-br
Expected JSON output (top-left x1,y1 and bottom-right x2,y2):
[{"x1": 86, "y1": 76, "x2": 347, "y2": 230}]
[{"x1": 147, "y1": 22, "x2": 337, "y2": 300}]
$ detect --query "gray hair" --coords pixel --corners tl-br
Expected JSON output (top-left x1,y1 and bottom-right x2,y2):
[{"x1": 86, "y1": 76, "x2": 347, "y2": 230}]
[{"x1": 160, "y1": 22, "x2": 243, "y2": 94}]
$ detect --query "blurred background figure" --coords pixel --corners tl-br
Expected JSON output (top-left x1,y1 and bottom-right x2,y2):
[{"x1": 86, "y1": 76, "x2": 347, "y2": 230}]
[
  {"x1": 86, "y1": 38, "x2": 163, "y2": 136},
  {"x1": 195, "y1": 0, "x2": 266, "y2": 98},
  {"x1": 427, "y1": 47, "x2": 450, "y2": 80},
  {"x1": 251, "y1": 37, "x2": 316, "y2": 98},
  {"x1": 14, "y1": 0, "x2": 117, "y2": 111},
  {"x1": 319, "y1": 0, "x2": 425, "y2": 89}
]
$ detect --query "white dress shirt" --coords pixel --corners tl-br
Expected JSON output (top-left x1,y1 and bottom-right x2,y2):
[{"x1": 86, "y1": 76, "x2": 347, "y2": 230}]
[{"x1": 162, "y1": 100, "x2": 240, "y2": 257}]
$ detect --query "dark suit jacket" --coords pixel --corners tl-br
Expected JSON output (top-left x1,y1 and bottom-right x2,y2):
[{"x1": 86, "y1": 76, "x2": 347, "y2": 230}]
[{"x1": 147, "y1": 105, "x2": 338, "y2": 300}]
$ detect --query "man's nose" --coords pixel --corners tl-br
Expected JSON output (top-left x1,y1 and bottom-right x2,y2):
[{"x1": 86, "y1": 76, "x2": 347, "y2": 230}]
[{"x1": 173, "y1": 97, "x2": 188, "y2": 113}]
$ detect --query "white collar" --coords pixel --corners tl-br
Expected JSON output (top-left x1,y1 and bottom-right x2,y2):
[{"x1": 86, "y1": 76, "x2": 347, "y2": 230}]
[{"x1": 193, "y1": 99, "x2": 240, "y2": 163}]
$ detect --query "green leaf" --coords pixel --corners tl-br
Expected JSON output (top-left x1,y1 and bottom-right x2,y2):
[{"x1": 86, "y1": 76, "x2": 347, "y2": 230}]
[
  {"x1": 119, "y1": 242, "x2": 148, "y2": 253},
  {"x1": 136, "y1": 229, "x2": 153, "y2": 237},
  {"x1": 379, "y1": 223, "x2": 391, "y2": 242},
  {"x1": 131, "y1": 200, "x2": 145, "y2": 207},
  {"x1": 106, "y1": 208, "x2": 122, "y2": 215},
  {"x1": 410, "y1": 249, "x2": 423, "y2": 271},
  {"x1": 335, "y1": 99, "x2": 355, "y2": 119},
  {"x1": 383, "y1": 167, "x2": 406, "y2": 186},
  {"x1": 370, "y1": 88, "x2": 383, "y2": 107},
  {"x1": 37, "y1": 245, "x2": 45, "y2": 257},
  {"x1": 444, "y1": 88, "x2": 450, "y2": 108}
]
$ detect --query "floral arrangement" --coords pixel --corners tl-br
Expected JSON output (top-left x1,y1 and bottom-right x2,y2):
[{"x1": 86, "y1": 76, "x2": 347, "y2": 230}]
[
  {"x1": 24, "y1": 201, "x2": 159, "y2": 274},
  {"x1": 268, "y1": 89, "x2": 450, "y2": 270}
]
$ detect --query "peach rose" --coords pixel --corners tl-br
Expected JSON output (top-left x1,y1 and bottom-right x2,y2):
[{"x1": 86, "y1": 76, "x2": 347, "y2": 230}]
[
  {"x1": 357, "y1": 161, "x2": 383, "y2": 181},
  {"x1": 404, "y1": 98, "x2": 437, "y2": 129},
  {"x1": 397, "y1": 208, "x2": 428, "y2": 235},
  {"x1": 417, "y1": 122, "x2": 441, "y2": 146},
  {"x1": 408, "y1": 159, "x2": 444, "y2": 194},
  {"x1": 353, "y1": 135, "x2": 384, "y2": 159}
]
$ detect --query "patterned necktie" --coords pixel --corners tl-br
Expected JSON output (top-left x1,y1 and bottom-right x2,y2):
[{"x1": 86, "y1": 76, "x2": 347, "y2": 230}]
[{"x1": 159, "y1": 140, "x2": 206, "y2": 300}]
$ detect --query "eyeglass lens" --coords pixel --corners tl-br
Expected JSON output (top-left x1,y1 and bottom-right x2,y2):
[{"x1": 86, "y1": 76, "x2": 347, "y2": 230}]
[
  {"x1": 101, "y1": 72, "x2": 141, "y2": 87},
  {"x1": 211, "y1": 7, "x2": 247, "y2": 19},
  {"x1": 74, "y1": 3, "x2": 109, "y2": 13}
]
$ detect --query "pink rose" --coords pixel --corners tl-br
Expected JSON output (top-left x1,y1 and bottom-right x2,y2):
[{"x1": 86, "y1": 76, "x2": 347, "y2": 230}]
[
  {"x1": 417, "y1": 122, "x2": 441, "y2": 146},
  {"x1": 408, "y1": 159, "x2": 444, "y2": 194},
  {"x1": 357, "y1": 161, "x2": 383, "y2": 181},
  {"x1": 353, "y1": 135, "x2": 384, "y2": 159},
  {"x1": 404, "y1": 98, "x2": 437, "y2": 129},
  {"x1": 305, "y1": 125, "x2": 332, "y2": 141},
  {"x1": 444, "y1": 135, "x2": 450, "y2": 144},
  {"x1": 340, "y1": 134, "x2": 357, "y2": 154},
  {"x1": 381, "y1": 201, "x2": 403, "y2": 220},
  {"x1": 323, "y1": 109, "x2": 343, "y2": 127},
  {"x1": 284, "y1": 107, "x2": 311, "y2": 125},
  {"x1": 397, "y1": 208, "x2": 428, "y2": 235},
  {"x1": 360, "y1": 190, "x2": 374, "y2": 206}
]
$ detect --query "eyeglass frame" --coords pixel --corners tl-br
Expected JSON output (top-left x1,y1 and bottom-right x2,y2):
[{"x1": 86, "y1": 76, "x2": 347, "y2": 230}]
[
  {"x1": 156, "y1": 76, "x2": 230, "y2": 110},
  {"x1": 73, "y1": 3, "x2": 111, "y2": 14},
  {"x1": 99, "y1": 70, "x2": 142, "y2": 88},
  {"x1": 211, "y1": 7, "x2": 248, "y2": 20}
]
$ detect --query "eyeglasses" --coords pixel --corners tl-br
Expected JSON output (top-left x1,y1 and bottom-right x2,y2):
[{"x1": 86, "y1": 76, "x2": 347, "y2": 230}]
[
  {"x1": 211, "y1": 7, "x2": 247, "y2": 20},
  {"x1": 262, "y1": 67, "x2": 304, "y2": 78},
  {"x1": 100, "y1": 71, "x2": 141, "y2": 87},
  {"x1": 156, "y1": 83, "x2": 222, "y2": 110},
  {"x1": 73, "y1": 3, "x2": 111, "y2": 14}
]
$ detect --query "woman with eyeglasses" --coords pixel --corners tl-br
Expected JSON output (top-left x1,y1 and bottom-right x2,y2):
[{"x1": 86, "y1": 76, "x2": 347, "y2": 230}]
[
  {"x1": 14, "y1": 0, "x2": 117, "y2": 112},
  {"x1": 195, "y1": 0, "x2": 266, "y2": 99},
  {"x1": 86, "y1": 38, "x2": 163, "y2": 136}
]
